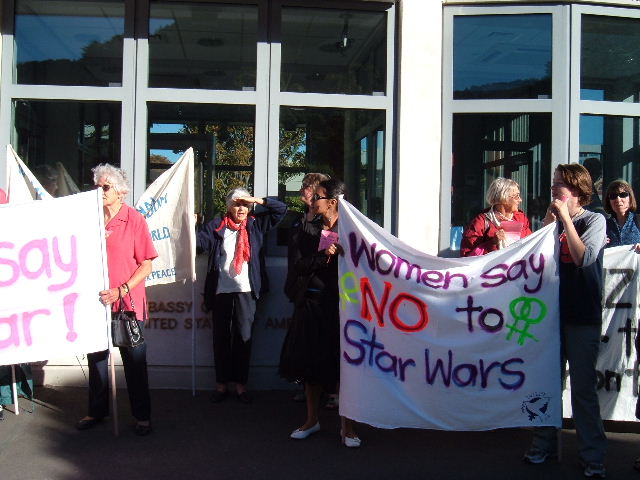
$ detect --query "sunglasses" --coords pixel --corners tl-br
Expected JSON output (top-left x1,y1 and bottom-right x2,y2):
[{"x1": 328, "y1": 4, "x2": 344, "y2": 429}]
[
  {"x1": 97, "y1": 184, "x2": 113, "y2": 192},
  {"x1": 312, "y1": 193, "x2": 331, "y2": 201},
  {"x1": 608, "y1": 191, "x2": 630, "y2": 200}
]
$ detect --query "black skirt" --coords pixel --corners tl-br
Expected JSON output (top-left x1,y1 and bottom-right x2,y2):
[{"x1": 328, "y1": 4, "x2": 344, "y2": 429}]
[{"x1": 278, "y1": 292, "x2": 340, "y2": 393}]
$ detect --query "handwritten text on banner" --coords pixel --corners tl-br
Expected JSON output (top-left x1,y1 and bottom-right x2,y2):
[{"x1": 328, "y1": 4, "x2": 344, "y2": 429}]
[
  {"x1": 338, "y1": 199, "x2": 562, "y2": 431},
  {"x1": 0, "y1": 190, "x2": 110, "y2": 365}
]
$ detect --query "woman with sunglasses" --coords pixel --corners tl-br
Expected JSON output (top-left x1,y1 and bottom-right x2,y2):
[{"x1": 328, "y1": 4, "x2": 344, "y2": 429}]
[
  {"x1": 77, "y1": 164, "x2": 158, "y2": 435},
  {"x1": 604, "y1": 180, "x2": 640, "y2": 473},
  {"x1": 279, "y1": 178, "x2": 360, "y2": 447},
  {"x1": 604, "y1": 180, "x2": 640, "y2": 250}
]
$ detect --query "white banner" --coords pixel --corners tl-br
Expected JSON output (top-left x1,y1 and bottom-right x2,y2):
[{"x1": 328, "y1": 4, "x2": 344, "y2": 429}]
[
  {"x1": 562, "y1": 245, "x2": 640, "y2": 421},
  {"x1": 338, "y1": 200, "x2": 562, "y2": 431},
  {"x1": 135, "y1": 148, "x2": 196, "y2": 286},
  {"x1": 5, "y1": 145, "x2": 53, "y2": 203},
  {"x1": 0, "y1": 190, "x2": 110, "y2": 365}
]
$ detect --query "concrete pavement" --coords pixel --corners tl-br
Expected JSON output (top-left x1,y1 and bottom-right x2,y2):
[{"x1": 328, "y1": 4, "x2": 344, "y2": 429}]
[{"x1": 1, "y1": 386, "x2": 639, "y2": 480}]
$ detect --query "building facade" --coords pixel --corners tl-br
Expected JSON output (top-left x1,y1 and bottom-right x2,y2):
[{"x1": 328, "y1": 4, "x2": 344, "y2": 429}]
[{"x1": 2, "y1": 0, "x2": 639, "y2": 388}]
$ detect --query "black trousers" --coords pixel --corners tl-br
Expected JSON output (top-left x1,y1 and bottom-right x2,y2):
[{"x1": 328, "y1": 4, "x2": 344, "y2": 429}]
[
  {"x1": 212, "y1": 292, "x2": 255, "y2": 385},
  {"x1": 87, "y1": 321, "x2": 150, "y2": 421}
]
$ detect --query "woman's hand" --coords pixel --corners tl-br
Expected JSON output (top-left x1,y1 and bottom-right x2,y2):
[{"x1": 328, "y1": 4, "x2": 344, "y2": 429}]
[
  {"x1": 494, "y1": 228, "x2": 505, "y2": 244},
  {"x1": 633, "y1": 243, "x2": 640, "y2": 252},
  {"x1": 99, "y1": 287, "x2": 121, "y2": 306},
  {"x1": 549, "y1": 198, "x2": 570, "y2": 223},
  {"x1": 323, "y1": 243, "x2": 343, "y2": 257},
  {"x1": 543, "y1": 207, "x2": 556, "y2": 226},
  {"x1": 234, "y1": 196, "x2": 264, "y2": 206}
]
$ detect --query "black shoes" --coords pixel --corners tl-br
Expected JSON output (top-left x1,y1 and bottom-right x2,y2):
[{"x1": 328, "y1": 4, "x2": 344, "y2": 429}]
[
  {"x1": 210, "y1": 390, "x2": 229, "y2": 403},
  {"x1": 75, "y1": 417, "x2": 103, "y2": 430},
  {"x1": 134, "y1": 423, "x2": 152, "y2": 436},
  {"x1": 237, "y1": 391, "x2": 253, "y2": 404},
  {"x1": 210, "y1": 389, "x2": 252, "y2": 403}
]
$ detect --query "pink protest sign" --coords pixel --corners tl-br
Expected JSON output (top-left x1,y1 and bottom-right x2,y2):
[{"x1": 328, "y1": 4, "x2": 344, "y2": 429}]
[
  {"x1": 500, "y1": 220, "x2": 524, "y2": 246},
  {"x1": 318, "y1": 230, "x2": 339, "y2": 252},
  {"x1": 0, "y1": 190, "x2": 110, "y2": 365}
]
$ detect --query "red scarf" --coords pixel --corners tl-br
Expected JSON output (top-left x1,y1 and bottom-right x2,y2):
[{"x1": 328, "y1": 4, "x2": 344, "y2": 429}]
[{"x1": 217, "y1": 215, "x2": 251, "y2": 274}]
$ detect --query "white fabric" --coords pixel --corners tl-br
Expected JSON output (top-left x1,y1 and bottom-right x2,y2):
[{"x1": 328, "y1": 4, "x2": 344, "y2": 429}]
[
  {"x1": 216, "y1": 229, "x2": 251, "y2": 293},
  {"x1": 562, "y1": 245, "x2": 640, "y2": 421},
  {"x1": 5, "y1": 145, "x2": 53, "y2": 203},
  {"x1": 338, "y1": 199, "x2": 562, "y2": 431},
  {"x1": 135, "y1": 148, "x2": 196, "y2": 286},
  {"x1": 0, "y1": 190, "x2": 110, "y2": 365}
]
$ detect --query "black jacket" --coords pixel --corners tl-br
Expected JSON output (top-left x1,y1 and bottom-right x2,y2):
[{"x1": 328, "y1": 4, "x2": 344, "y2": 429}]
[{"x1": 196, "y1": 197, "x2": 287, "y2": 311}]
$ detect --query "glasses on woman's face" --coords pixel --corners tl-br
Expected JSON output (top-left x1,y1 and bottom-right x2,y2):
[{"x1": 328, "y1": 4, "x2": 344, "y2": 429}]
[
  {"x1": 312, "y1": 193, "x2": 330, "y2": 201},
  {"x1": 97, "y1": 184, "x2": 112, "y2": 192},
  {"x1": 608, "y1": 191, "x2": 630, "y2": 200}
]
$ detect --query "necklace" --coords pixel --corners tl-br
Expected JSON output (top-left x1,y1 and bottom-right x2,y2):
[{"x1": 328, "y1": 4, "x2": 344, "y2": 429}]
[
  {"x1": 570, "y1": 207, "x2": 584, "y2": 219},
  {"x1": 493, "y1": 207, "x2": 513, "y2": 221}
]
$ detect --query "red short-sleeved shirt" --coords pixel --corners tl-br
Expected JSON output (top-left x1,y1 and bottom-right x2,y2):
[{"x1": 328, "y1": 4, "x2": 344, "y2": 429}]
[{"x1": 106, "y1": 204, "x2": 158, "y2": 320}]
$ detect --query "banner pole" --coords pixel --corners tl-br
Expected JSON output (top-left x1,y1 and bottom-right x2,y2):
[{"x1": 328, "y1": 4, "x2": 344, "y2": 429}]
[
  {"x1": 11, "y1": 365, "x2": 19, "y2": 415},
  {"x1": 109, "y1": 348, "x2": 119, "y2": 437},
  {"x1": 192, "y1": 280, "x2": 196, "y2": 396}
]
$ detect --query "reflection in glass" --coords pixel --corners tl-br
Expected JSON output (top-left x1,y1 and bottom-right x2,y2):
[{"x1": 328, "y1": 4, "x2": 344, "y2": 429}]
[
  {"x1": 149, "y1": 2, "x2": 257, "y2": 90},
  {"x1": 580, "y1": 114, "x2": 640, "y2": 206},
  {"x1": 581, "y1": 15, "x2": 640, "y2": 102},
  {"x1": 451, "y1": 113, "x2": 551, "y2": 235},
  {"x1": 281, "y1": 8, "x2": 387, "y2": 95},
  {"x1": 279, "y1": 107, "x2": 385, "y2": 226},
  {"x1": 15, "y1": 0, "x2": 125, "y2": 86},
  {"x1": 453, "y1": 15, "x2": 552, "y2": 99},
  {"x1": 14, "y1": 101, "x2": 121, "y2": 194},
  {"x1": 147, "y1": 103, "x2": 255, "y2": 220}
]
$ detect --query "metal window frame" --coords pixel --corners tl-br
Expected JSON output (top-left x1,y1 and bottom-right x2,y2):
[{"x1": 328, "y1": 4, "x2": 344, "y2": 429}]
[
  {"x1": 0, "y1": 0, "x2": 395, "y2": 230},
  {"x1": 441, "y1": 4, "x2": 570, "y2": 252},
  {"x1": 269, "y1": 0, "x2": 395, "y2": 228},
  {"x1": 0, "y1": 0, "x2": 135, "y2": 198},
  {"x1": 569, "y1": 4, "x2": 640, "y2": 165}
]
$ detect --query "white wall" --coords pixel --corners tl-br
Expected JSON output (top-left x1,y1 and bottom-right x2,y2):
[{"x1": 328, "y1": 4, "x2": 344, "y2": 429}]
[{"x1": 396, "y1": 0, "x2": 443, "y2": 254}]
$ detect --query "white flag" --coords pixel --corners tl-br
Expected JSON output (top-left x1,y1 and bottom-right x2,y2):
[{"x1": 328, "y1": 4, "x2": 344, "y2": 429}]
[
  {"x1": 135, "y1": 148, "x2": 196, "y2": 286},
  {"x1": 5, "y1": 144, "x2": 53, "y2": 203}
]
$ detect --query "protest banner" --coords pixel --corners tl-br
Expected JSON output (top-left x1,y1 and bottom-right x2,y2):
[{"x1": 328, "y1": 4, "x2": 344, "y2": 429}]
[
  {"x1": 135, "y1": 148, "x2": 196, "y2": 286},
  {"x1": 0, "y1": 190, "x2": 110, "y2": 365},
  {"x1": 5, "y1": 145, "x2": 53, "y2": 203},
  {"x1": 338, "y1": 199, "x2": 561, "y2": 431},
  {"x1": 563, "y1": 245, "x2": 640, "y2": 421}
]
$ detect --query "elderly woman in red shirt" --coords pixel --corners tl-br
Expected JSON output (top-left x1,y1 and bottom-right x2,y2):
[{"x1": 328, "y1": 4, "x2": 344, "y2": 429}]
[
  {"x1": 460, "y1": 177, "x2": 532, "y2": 257},
  {"x1": 76, "y1": 164, "x2": 158, "y2": 436}
]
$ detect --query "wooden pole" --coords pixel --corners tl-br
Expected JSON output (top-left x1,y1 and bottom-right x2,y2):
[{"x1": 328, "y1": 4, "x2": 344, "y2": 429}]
[
  {"x1": 109, "y1": 349, "x2": 119, "y2": 437},
  {"x1": 11, "y1": 365, "x2": 19, "y2": 415}
]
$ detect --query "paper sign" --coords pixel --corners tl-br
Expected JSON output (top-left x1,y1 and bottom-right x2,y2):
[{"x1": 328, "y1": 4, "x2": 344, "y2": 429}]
[{"x1": 318, "y1": 230, "x2": 339, "y2": 252}]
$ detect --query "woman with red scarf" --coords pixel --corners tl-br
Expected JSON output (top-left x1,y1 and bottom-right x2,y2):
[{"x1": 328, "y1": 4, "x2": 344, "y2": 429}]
[{"x1": 197, "y1": 188, "x2": 287, "y2": 404}]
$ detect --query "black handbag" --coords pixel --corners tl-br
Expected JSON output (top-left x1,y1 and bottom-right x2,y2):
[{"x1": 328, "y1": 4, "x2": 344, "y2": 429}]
[{"x1": 111, "y1": 289, "x2": 144, "y2": 348}]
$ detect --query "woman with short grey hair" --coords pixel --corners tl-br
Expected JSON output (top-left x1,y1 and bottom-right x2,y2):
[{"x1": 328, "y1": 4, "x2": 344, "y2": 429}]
[
  {"x1": 197, "y1": 187, "x2": 287, "y2": 403},
  {"x1": 77, "y1": 163, "x2": 157, "y2": 436},
  {"x1": 92, "y1": 164, "x2": 130, "y2": 195},
  {"x1": 460, "y1": 177, "x2": 532, "y2": 256}
]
